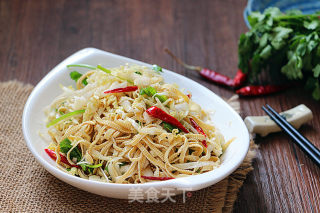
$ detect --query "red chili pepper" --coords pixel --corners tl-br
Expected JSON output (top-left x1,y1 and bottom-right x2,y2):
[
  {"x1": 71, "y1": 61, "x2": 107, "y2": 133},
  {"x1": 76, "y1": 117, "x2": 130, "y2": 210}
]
[
  {"x1": 199, "y1": 68, "x2": 234, "y2": 87},
  {"x1": 141, "y1": 176, "x2": 174, "y2": 181},
  {"x1": 104, "y1": 86, "x2": 138, "y2": 94},
  {"x1": 165, "y1": 48, "x2": 242, "y2": 88},
  {"x1": 236, "y1": 85, "x2": 289, "y2": 96},
  {"x1": 187, "y1": 93, "x2": 192, "y2": 99},
  {"x1": 146, "y1": 106, "x2": 189, "y2": 133},
  {"x1": 189, "y1": 118, "x2": 208, "y2": 148},
  {"x1": 232, "y1": 69, "x2": 247, "y2": 87},
  {"x1": 45, "y1": 149, "x2": 80, "y2": 168}
]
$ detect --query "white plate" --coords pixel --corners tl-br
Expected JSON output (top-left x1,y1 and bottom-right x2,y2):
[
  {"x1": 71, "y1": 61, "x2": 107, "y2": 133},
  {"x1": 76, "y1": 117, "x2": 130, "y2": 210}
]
[{"x1": 22, "y1": 48, "x2": 250, "y2": 199}]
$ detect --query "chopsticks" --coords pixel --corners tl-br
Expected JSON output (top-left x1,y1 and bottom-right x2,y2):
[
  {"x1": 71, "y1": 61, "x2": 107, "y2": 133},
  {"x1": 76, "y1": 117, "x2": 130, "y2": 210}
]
[{"x1": 262, "y1": 104, "x2": 320, "y2": 167}]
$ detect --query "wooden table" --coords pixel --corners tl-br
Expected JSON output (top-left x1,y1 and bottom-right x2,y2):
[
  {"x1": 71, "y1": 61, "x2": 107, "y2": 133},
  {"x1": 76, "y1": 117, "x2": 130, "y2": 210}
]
[{"x1": 1, "y1": 0, "x2": 319, "y2": 212}]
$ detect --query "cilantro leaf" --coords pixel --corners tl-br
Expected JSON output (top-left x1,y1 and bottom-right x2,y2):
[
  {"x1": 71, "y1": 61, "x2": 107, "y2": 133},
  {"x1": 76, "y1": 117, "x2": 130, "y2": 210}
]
[
  {"x1": 313, "y1": 64, "x2": 320, "y2": 78},
  {"x1": 135, "y1": 71, "x2": 142, "y2": 75},
  {"x1": 59, "y1": 138, "x2": 82, "y2": 162},
  {"x1": 82, "y1": 78, "x2": 88, "y2": 85},
  {"x1": 270, "y1": 26, "x2": 292, "y2": 50},
  {"x1": 238, "y1": 7, "x2": 320, "y2": 100},
  {"x1": 304, "y1": 20, "x2": 319, "y2": 30},
  {"x1": 70, "y1": 71, "x2": 88, "y2": 86},
  {"x1": 70, "y1": 71, "x2": 82, "y2": 81},
  {"x1": 152, "y1": 64, "x2": 163, "y2": 73},
  {"x1": 312, "y1": 81, "x2": 320, "y2": 100},
  {"x1": 281, "y1": 53, "x2": 303, "y2": 80}
]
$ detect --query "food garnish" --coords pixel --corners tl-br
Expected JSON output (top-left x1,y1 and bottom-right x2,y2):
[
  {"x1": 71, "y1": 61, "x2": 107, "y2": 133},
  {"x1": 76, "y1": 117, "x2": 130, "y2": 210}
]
[
  {"x1": 239, "y1": 7, "x2": 320, "y2": 100},
  {"x1": 146, "y1": 106, "x2": 189, "y2": 133}
]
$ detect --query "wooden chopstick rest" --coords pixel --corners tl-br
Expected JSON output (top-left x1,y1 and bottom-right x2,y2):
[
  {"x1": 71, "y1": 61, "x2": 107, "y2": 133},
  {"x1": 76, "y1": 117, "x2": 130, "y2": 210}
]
[{"x1": 244, "y1": 104, "x2": 313, "y2": 137}]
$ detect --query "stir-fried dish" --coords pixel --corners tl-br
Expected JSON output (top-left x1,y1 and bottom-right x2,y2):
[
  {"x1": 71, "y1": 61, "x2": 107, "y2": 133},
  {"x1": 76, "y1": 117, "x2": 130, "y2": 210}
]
[{"x1": 44, "y1": 64, "x2": 226, "y2": 183}]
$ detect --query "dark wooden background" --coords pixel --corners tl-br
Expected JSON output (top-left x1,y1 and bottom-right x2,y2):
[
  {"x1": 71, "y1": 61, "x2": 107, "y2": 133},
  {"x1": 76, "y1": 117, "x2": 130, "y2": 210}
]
[{"x1": 1, "y1": 0, "x2": 319, "y2": 212}]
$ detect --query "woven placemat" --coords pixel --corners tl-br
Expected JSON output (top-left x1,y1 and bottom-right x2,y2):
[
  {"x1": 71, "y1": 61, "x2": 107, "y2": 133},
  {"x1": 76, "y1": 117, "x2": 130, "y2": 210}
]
[{"x1": 0, "y1": 81, "x2": 257, "y2": 213}]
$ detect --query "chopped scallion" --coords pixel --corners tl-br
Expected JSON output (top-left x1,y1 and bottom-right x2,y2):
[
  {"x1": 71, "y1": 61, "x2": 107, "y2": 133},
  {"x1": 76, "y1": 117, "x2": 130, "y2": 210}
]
[
  {"x1": 97, "y1": 65, "x2": 111, "y2": 73},
  {"x1": 162, "y1": 122, "x2": 181, "y2": 133},
  {"x1": 140, "y1": 86, "x2": 168, "y2": 103},
  {"x1": 67, "y1": 64, "x2": 96, "y2": 70},
  {"x1": 46, "y1": 109, "x2": 85, "y2": 128}
]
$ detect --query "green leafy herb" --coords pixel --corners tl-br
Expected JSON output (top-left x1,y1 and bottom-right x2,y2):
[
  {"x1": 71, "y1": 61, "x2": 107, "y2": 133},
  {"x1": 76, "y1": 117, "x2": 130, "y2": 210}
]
[
  {"x1": 80, "y1": 163, "x2": 102, "y2": 173},
  {"x1": 69, "y1": 71, "x2": 88, "y2": 85},
  {"x1": 97, "y1": 65, "x2": 111, "y2": 73},
  {"x1": 152, "y1": 64, "x2": 163, "y2": 73},
  {"x1": 140, "y1": 86, "x2": 168, "y2": 103},
  {"x1": 105, "y1": 163, "x2": 110, "y2": 174},
  {"x1": 84, "y1": 163, "x2": 102, "y2": 168},
  {"x1": 59, "y1": 138, "x2": 82, "y2": 162},
  {"x1": 155, "y1": 94, "x2": 168, "y2": 103},
  {"x1": 238, "y1": 7, "x2": 320, "y2": 100},
  {"x1": 135, "y1": 71, "x2": 142, "y2": 75},
  {"x1": 55, "y1": 108, "x2": 64, "y2": 115},
  {"x1": 140, "y1": 86, "x2": 157, "y2": 96},
  {"x1": 162, "y1": 122, "x2": 181, "y2": 133},
  {"x1": 70, "y1": 71, "x2": 82, "y2": 81},
  {"x1": 83, "y1": 78, "x2": 88, "y2": 85},
  {"x1": 67, "y1": 64, "x2": 96, "y2": 70},
  {"x1": 46, "y1": 109, "x2": 85, "y2": 127},
  {"x1": 66, "y1": 168, "x2": 71, "y2": 171}
]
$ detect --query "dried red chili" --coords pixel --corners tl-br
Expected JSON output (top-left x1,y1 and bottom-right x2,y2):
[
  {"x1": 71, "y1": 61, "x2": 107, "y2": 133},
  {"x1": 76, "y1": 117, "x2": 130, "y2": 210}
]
[
  {"x1": 165, "y1": 48, "x2": 245, "y2": 88},
  {"x1": 104, "y1": 86, "x2": 138, "y2": 94},
  {"x1": 45, "y1": 149, "x2": 80, "y2": 168},
  {"x1": 189, "y1": 118, "x2": 208, "y2": 148},
  {"x1": 146, "y1": 106, "x2": 189, "y2": 133},
  {"x1": 199, "y1": 68, "x2": 234, "y2": 87},
  {"x1": 141, "y1": 176, "x2": 174, "y2": 181},
  {"x1": 232, "y1": 69, "x2": 247, "y2": 87},
  {"x1": 236, "y1": 85, "x2": 289, "y2": 96}
]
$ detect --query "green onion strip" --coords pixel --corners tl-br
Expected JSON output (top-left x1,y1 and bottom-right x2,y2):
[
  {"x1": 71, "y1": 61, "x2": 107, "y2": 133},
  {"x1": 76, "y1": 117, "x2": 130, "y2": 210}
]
[{"x1": 46, "y1": 109, "x2": 85, "y2": 128}]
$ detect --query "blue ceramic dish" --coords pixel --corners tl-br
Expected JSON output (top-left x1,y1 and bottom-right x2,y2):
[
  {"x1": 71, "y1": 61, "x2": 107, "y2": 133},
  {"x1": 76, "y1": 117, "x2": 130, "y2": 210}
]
[{"x1": 244, "y1": 0, "x2": 320, "y2": 28}]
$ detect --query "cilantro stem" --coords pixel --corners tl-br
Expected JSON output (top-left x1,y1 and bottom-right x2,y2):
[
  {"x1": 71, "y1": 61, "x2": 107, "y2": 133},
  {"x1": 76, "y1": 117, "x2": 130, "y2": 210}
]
[
  {"x1": 97, "y1": 65, "x2": 111, "y2": 73},
  {"x1": 47, "y1": 109, "x2": 85, "y2": 127},
  {"x1": 67, "y1": 64, "x2": 96, "y2": 70},
  {"x1": 97, "y1": 65, "x2": 134, "y2": 84},
  {"x1": 274, "y1": 14, "x2": 319, "y2": 21}
]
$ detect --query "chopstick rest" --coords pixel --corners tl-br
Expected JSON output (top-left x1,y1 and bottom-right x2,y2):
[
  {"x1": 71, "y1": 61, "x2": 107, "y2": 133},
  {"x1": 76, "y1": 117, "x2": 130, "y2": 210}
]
[{"x1": 244, "y1": 104, "x2": 313, "y2": 137}]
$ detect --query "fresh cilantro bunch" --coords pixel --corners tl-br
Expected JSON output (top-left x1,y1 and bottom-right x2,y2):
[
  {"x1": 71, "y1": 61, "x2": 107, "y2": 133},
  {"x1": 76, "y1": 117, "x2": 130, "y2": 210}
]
[{"x1": 238, "y1": 7, "x2": 320, "y2": 100}]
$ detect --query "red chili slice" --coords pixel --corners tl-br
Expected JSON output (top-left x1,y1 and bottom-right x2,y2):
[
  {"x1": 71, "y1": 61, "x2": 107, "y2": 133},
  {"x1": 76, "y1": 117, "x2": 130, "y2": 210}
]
[
  {"x1": 146, "y1": 106, "x2": 189, "y2": 133},
  {"x1": 189, "y1": 118, "x2": 208, "y2": 148},
  {"x1": 141, "y1": 176, "x2": 174, "y2": 181},
  {"x1": 45, "y1": 149, "x2": 80, "y2": 168},
  {"x1": 104, "y1": 86, "x2": 138, "y2": 94}
]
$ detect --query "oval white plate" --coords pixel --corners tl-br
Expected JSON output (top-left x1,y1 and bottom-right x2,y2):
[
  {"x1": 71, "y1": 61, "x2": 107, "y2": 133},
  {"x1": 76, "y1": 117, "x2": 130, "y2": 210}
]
[{"x1": 22, "y1": 48, "x2": 250, "y2": 199}]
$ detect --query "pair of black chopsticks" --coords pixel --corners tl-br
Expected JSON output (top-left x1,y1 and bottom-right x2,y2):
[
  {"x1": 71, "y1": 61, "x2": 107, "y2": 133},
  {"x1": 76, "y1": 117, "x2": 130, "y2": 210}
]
[{"x1": 262, "y1": 104, "x2": 320, "y2": 168}]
